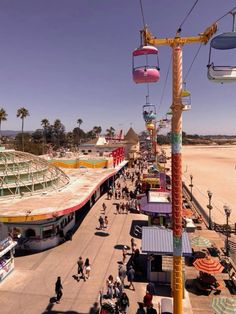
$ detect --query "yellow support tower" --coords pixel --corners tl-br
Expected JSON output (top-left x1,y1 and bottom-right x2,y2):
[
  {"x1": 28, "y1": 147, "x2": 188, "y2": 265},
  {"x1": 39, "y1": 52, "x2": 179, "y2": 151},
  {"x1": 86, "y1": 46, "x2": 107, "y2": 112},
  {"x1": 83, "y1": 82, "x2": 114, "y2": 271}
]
[{"x1": 141, "y1": 23, "x2": 217, "y2": 314}]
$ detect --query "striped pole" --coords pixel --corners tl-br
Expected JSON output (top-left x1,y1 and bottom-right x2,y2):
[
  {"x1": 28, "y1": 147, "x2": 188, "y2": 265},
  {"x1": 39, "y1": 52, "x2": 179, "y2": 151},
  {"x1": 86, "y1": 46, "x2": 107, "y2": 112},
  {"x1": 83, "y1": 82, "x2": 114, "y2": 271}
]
[{"x1": 171, "y1": 43, "x2": 183, "y2": 314}]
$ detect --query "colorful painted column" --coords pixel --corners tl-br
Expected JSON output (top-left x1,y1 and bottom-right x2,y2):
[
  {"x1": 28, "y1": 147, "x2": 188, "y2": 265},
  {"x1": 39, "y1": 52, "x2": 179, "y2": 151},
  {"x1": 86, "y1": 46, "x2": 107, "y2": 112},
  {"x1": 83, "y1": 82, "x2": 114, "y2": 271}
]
[{"x1": 171, "y1": 43, "x2": 183, "y2": 314}]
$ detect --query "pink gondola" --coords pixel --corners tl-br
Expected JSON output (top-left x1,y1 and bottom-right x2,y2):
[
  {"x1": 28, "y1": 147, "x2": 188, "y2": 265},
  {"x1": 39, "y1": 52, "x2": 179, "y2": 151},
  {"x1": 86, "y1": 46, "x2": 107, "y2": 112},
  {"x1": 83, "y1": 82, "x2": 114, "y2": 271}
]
[{"x1": 132, "y1": 46, "x2": 160, "y2": 84}]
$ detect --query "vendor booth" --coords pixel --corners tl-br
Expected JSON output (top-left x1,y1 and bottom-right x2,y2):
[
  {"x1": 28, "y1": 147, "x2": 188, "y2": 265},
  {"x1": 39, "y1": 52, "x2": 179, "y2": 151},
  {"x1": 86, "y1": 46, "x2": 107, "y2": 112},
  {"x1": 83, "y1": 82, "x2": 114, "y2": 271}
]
[{"x1": 141, "y1": 226, "x2": 192, "y2": 297}]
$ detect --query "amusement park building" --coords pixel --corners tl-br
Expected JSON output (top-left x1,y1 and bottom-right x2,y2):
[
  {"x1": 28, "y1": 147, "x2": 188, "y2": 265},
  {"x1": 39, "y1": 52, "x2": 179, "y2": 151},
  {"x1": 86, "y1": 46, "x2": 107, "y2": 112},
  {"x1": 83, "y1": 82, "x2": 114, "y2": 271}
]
[
  {"x1": 77, "y1": 128, "x2": 140, "y2": 163},
  {"x1": 0, "y1": 147, "x2": 127, "y2": 251}
]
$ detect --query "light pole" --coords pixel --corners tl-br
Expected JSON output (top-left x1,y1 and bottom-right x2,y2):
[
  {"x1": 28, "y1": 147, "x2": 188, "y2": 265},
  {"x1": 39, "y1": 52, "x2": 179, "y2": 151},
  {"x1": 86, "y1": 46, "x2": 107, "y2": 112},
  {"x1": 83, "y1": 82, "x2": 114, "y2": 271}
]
[
  {"x1": 224, "y1": 205, "x2": 231, "y2": 257},
  {"x1": 189, "y1": 174, "x2": 193, "y2": 201},
  {"x1": 207, "y1": 190, "x2": 213, "y2": 230}
]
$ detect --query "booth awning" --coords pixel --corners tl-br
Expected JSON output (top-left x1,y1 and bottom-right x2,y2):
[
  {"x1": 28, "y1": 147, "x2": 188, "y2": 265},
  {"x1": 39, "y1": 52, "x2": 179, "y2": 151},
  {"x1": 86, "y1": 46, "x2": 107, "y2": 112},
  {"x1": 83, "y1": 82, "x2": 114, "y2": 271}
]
[
  {"x1": 139, "y1": 195, "x2": 172, "y2": 215},
  {"x1": 141, "y1": 227, "x2": 192, "y2": 256}
]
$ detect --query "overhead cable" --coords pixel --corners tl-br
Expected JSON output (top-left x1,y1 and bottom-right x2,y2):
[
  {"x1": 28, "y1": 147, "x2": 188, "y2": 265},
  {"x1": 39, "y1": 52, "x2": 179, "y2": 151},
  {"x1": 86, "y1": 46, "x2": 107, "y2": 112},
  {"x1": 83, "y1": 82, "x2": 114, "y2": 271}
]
[
  {"x1": 176, "y1": 0, "x2": 199, "y2": 34},
  {"x1": 213, "y1": 6, "x2": 236, "y2": 24},
  {"x1": 139, "y1": 0, "x2": 146, "y2": 28},
  {"x1": 183, "y1": 43, "x2": 203, "y2": 82},
  {"x1": 158, "y1": 56, "x2": 171, "y2": 112}
]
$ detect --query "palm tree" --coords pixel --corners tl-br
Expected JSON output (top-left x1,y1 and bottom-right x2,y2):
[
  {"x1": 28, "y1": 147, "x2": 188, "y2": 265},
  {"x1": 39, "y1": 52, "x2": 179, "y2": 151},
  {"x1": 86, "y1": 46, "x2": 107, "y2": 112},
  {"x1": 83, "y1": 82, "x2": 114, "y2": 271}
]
[
  {"x1": 93, "y1": 126, "x2": 102, "y2": 137},
  {"x1": 106, "y1": 127, "x2": 115, "y2": 138},
  {"x1": 16, "y1": 107, "x2": 30, "y2": 151},
  {"x1": 53, "y1": 119, "x2": 65, "y2": 148},
  {"x1": 0, "y1": 108, "x2": 8, "y2": 142},
  {"x1": 41, "y1": 118, "x2": 50, "y2": 154},
  {"x1": 77, "y1": 118, "x2": 83, "y2": 129},
  {"x1": 77, "y1": 118, "x2": 83, "y2": 145}
]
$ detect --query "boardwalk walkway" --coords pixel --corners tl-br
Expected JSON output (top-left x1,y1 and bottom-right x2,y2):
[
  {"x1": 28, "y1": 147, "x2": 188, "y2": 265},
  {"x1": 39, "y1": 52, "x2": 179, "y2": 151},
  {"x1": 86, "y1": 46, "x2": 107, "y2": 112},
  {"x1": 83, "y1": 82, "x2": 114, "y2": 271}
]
[{"x1": 0, "y1": 172, "x2": 235, "y2": 313}]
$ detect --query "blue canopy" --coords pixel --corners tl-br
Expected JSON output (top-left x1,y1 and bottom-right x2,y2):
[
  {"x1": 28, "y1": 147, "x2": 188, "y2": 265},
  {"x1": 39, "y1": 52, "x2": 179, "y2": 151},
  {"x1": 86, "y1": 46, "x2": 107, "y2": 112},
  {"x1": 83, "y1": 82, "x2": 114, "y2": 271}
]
[{"x1": 211, "y1": 32, "x2": 236, "y2": 50}]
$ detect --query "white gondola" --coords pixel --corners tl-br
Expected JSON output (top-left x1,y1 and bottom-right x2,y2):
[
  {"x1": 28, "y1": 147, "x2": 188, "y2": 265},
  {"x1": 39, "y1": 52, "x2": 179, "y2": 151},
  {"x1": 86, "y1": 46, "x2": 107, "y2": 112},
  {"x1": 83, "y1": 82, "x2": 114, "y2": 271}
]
[
  {"x1": 207, "y1": 17, "x2": 236, "y2": 83},
  {"x1": 182, "y1": 104, "x2": 191, "y2": 111},
  {"x1": 207, "y1": 65, "x2": 236, "y2": 83}
]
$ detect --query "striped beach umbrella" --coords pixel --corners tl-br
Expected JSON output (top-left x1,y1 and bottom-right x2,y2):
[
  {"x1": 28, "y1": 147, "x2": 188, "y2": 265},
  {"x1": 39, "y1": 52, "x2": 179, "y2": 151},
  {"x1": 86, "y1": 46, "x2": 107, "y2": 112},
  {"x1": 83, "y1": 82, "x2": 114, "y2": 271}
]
[
  {"x1": 212, "y1": 297, "x2": 236, "y2": 314},
  {"x1": 190, "y1": 236, "x2": 212, "y2": 247},
  {"x1": 193, "y1": 255, "x2": 224, "y2": 274}
]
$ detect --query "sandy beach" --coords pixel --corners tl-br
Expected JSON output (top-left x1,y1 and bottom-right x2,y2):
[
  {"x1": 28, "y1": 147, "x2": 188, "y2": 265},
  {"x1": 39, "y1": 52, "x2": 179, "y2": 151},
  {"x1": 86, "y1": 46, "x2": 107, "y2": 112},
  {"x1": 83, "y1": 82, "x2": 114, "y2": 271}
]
[{"x1": 163, "y1": 145, "x2": 236, "y2": 225}]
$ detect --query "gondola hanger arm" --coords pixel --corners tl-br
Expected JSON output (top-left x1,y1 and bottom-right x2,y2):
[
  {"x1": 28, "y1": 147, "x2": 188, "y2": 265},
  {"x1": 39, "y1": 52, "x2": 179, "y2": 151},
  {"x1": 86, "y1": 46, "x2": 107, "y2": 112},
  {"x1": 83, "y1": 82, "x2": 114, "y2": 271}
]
[{"x1": 141, "y1": 23, "x2": 217, "y2": 47}]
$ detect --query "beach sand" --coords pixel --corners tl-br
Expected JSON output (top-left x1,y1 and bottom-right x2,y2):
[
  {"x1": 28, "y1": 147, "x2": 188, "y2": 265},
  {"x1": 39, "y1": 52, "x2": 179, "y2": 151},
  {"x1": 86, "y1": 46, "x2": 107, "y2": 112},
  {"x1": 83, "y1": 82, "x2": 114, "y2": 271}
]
[{"x1": 163, "y1": 145, "x2": 236, "y2": 225}]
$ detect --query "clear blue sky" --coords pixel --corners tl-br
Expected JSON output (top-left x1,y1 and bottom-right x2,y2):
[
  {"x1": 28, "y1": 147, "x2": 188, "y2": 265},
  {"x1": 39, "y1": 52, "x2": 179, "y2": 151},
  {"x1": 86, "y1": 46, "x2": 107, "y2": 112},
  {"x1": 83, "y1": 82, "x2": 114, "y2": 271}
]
[{"x1": 0, "y1": 0, "x2": 235, "y2": 135}]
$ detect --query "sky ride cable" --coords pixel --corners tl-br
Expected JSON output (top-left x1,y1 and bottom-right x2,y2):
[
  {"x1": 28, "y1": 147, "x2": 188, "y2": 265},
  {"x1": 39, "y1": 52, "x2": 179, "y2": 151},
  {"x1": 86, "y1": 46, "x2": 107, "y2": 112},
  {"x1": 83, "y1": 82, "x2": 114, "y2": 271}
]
[
  {"x1": 139, "y1": 0, "x2": 146, "y2": 28},
  {"x1": 157, "y1": 56, "x2": 171, "y2": 114},
  {"x1": 213, "y1": 6, "x2": 236, "y2": 24},
  {"x1": 176, "y1": 0, "x2": 199, "y2": 34},
  {"x1": 183, "y1": 43, "x2": 203, "y2": 83}
]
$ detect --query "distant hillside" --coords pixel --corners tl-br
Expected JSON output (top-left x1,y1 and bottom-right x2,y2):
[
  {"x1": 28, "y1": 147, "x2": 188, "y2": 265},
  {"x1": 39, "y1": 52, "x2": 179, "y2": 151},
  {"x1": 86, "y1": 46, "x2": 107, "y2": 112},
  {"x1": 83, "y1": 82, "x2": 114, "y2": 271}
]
[{"x1": 1, "y1": 130, "x2": 33, "y2": 137}]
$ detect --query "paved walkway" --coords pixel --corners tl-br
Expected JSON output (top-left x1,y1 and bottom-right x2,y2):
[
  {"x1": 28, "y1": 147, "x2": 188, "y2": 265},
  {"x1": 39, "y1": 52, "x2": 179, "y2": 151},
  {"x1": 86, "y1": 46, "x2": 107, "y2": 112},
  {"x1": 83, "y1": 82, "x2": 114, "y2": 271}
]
[{"x1": 0, "y1": 173, "x2": 193, "y2": 314}]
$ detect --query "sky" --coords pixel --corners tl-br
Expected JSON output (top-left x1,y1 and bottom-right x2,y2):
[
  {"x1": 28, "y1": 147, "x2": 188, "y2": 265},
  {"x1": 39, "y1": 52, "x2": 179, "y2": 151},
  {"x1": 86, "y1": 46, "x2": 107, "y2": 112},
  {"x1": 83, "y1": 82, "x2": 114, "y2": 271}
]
[{"x1": 0, "y1": 0, "x2": 236, "y2": 135}]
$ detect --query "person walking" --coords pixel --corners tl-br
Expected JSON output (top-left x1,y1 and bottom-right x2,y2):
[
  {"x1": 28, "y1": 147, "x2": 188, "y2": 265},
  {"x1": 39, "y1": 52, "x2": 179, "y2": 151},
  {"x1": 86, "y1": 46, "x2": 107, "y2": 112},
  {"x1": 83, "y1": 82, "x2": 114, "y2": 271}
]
[
  {"x1": 89, "y1": 302, "x2": 100, "y2": 314},
  {"x1": 77, "y1": 256, "x2": 85, "y2": 281},
  {"x1": 102, "y1": 202, "x2": 106, "y2": 213},
  {"x1": 104, "y1": 216, "x2": 108, "y2": 228},
  {"x1": 119, "y1": 292, "x2": 129, "y2": 314},
  {"x1": 122, "y1": 246, "x2": 128, "y2": 263},
  {"x1": 84, "y1": 258, "x2": 91, "y2": 279},
  {"x1": 118, "y1": 263, "x2": 127, "y2": 287},
  {"x1": 136, "y1": 302, "x2": 146, "y2": 314},
  {"x1": 146, "y1": 303, "x2": 157, "y2": 314},
  {"x1": 99, "y1": 216, "x2": 104, "y2": 230},
  {"x1": 106, "y1": 275, "x2": 114, "y2": 299},
  {"x1": 146, "y1": 282, "x2": 155, "y2": 295},
  {"x1": 116, "y1": 203, "x2": 120, "y2": 214},
  {"x1": 55, "y1": 276, "x2": 63, "y2": 304},
  {"x1": 143, "y1": 290, "x2": 153, "y2": 307},
  {"x1": 127, "y1": 265, "x2": 135, "y2": 290}
]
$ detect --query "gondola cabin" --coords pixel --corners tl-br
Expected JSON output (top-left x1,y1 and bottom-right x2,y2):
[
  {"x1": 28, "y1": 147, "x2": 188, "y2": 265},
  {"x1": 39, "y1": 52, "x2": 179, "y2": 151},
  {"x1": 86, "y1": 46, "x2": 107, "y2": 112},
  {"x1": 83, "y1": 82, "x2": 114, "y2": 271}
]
[
  {"x1": 132, "y1": 46, "x2": 160, "y2": 84},
  {"x1": 181, "y1": 89, "x2": 191, "y2": 106},
  {"x1": 143, "y1": 104, "x2": 157, "y2": 122},
  {"x1": 207, "y1": 32, "x2": 236, "y2": 83},
  {"x1": 146, "y1": 122, "x2": 155, "y2": 131}
]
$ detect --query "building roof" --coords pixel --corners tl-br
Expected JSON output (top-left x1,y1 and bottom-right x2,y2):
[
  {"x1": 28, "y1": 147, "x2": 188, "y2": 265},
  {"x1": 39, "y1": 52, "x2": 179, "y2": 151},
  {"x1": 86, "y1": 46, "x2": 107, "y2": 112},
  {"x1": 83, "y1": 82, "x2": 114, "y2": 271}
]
[
  {"x1": 141, "y1": 226, "x2": 192, "y2": 256},
  {"x1": 139, "y1": 195, "x2": 172, "y2": 215},
  {"x1": 124, "y1": 127, "x2": 139, "y2": 144},
  {"x1": 0, "y1": 160, "x2": 128, "y2": 222},
  {"x1": 82, "y1": 136, "x2": 108, "y2": 146}
]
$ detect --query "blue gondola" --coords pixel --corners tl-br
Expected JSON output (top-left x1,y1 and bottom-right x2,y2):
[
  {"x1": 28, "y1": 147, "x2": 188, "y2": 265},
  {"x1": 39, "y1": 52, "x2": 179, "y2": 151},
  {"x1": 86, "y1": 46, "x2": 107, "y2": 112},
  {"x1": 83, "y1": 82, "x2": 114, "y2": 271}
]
[
  {"x1": 207, "y1": 14, "x2": 236, "y2": 83},
  {"x1": 143, "y1": 104, "x2": 157, "y2": 122}
]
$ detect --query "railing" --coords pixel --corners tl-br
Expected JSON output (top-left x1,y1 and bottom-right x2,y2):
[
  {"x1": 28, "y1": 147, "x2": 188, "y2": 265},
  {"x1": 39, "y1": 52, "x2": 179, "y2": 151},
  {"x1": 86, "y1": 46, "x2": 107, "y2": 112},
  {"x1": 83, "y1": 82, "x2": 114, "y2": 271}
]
[
  {"x1": 0, "y1": 237, "x2": 12, "y2": 252},
  {"x1": 183, "y1": 182, "x2": 236, "y2": 234}
]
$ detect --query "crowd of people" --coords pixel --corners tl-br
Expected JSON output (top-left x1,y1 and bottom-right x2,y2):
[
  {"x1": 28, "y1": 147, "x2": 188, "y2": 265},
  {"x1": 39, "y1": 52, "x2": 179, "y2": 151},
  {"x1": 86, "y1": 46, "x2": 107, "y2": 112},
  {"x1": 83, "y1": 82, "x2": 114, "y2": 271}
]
[{"x1": 53, "y1": 160, "x2": 161, "y2": 313}]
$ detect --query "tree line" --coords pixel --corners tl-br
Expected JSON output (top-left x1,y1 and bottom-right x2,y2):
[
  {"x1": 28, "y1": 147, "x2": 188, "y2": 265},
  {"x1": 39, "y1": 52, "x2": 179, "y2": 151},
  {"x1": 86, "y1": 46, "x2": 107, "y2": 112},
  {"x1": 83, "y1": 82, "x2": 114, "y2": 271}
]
[{"x1": 0, "y1": 107, "x2": 116, "y2": 155}]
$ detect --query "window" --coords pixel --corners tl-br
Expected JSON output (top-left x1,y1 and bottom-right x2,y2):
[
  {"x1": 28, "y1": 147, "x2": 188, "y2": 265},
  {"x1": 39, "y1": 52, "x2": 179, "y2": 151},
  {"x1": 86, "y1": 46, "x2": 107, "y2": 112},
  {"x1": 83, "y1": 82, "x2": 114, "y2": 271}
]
[
  {"x1": 42, "y1": 229, "x2": 53, "y2": 239},
  {"x1": 25, "y1": 229, "x2": 36, "y2": 238}
]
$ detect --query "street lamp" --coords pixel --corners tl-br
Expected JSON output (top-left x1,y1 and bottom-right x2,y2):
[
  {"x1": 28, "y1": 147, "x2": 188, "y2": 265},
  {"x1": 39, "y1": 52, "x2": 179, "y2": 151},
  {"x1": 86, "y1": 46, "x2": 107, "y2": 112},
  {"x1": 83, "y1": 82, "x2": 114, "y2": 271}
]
[
  {"x1": 207, "y1": 190, "x2": 213, "y2": 230},
  {"x1": 189, "y1": 174, "x2": 193, "y2": 201},
  {"x1": 224, "y1": 205, "x2": 231, "y2": 257}
]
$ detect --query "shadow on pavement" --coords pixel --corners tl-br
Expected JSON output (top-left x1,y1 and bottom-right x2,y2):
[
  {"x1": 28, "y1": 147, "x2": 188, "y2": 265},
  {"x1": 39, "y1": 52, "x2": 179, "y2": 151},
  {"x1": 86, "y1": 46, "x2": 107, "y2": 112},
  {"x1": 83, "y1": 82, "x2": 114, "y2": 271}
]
[
  {"x1": 94, "y1": 231, "x2": 109, "y2": 237},
  {"x1": 42, "y1": 299, "x2": 82, "y2": 314},
  {"x1": 114, "y1": 244, "x2": 130, "y2": 250}
]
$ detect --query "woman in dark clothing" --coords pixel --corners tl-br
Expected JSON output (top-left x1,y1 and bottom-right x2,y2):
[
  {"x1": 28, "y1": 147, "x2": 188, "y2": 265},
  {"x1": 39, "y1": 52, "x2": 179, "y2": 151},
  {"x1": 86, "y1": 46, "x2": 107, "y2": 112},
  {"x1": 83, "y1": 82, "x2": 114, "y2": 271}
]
[
  {"x1": 55, "y1": 276, "x2": 63, "y2": 303},
  {"x1": 119, "y1": 292, "x2": 129, "y2": 314}
]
